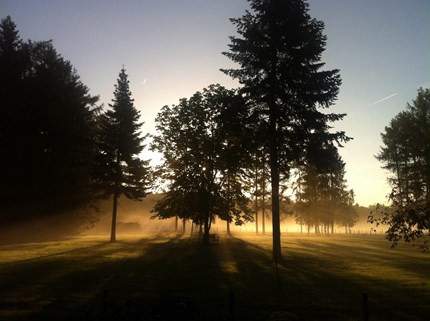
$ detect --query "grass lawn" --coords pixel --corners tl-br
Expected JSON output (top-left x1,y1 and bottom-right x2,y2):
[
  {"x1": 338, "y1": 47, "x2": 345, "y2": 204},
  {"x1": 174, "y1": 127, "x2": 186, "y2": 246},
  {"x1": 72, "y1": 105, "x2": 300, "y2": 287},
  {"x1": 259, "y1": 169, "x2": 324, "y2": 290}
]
[{"x1": 0, "y1": 233, "x2": 428, "y2": 320}]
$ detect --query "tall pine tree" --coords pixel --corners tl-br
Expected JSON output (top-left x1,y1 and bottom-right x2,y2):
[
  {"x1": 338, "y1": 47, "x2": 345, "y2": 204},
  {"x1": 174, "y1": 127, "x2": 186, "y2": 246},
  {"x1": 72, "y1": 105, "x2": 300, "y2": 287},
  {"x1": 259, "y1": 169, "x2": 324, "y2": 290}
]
[
  {"x1": 222, "y1": 0, "x2": 350, "y2": 259},
  {"x1": 94, "y1": 67, "x2": 150, "y2": 242}
]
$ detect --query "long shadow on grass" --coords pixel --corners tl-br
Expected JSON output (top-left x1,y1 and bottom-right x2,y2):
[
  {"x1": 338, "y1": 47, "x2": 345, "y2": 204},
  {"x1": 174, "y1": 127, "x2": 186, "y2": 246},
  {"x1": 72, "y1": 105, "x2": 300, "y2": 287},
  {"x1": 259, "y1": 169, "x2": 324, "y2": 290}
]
[
  {"x1": 227, "y1": 235, "x2": 430, "y2": 321},
  {"x1": 0, "y1": 235, "x2": 194, "y2": 320},
  {"x1": 2, "y1": 235, "x2": 429, "y2": 321},
  {"x1": 0, "y1": 235, "x2": 231, "y2": 321}
]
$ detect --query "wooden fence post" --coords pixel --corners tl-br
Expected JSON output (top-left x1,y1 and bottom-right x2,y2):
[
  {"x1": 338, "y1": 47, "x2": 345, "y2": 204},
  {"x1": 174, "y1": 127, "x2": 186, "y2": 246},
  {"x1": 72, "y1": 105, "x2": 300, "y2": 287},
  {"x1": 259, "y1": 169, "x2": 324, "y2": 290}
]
[{"x1": 363, "y1": 292, "x2": 369, "y2": 321}]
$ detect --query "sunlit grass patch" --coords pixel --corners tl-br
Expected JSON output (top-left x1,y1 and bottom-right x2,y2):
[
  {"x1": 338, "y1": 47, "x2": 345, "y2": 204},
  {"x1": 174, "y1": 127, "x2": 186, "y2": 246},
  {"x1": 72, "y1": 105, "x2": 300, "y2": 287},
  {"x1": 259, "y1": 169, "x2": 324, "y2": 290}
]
[
  {"x1": 0, "y1": 233, "x2": 179, "y2": 266},
  {"x1": 0, "y1": 235, "x2": 107, "y2": 265}
]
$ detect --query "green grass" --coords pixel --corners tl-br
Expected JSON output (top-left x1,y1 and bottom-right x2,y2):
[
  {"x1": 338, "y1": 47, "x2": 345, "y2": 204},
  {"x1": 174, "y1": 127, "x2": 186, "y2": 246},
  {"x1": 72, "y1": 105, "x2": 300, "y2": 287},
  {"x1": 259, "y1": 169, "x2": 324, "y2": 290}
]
[{"x1": 0, "y1": 233, "x2": 429, "y2": 320}]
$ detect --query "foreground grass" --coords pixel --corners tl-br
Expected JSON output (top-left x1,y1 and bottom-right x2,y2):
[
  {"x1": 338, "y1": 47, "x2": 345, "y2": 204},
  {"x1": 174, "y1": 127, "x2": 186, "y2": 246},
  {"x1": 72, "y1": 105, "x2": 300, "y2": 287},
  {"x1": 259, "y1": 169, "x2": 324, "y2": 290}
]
[{"x1": 0, "y1": 233, "x2": 428, "y2": 320}]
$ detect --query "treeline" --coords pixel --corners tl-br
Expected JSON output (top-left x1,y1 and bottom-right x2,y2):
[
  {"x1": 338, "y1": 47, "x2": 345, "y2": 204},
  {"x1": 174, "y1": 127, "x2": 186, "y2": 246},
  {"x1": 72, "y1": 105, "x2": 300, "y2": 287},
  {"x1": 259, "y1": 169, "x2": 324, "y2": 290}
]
[
  {"x1": 0, "y1": 16, "x2": 150, "y2": 242},
  {"x1": 1, "y1": 16, "x2": 100, "y2": 225}
]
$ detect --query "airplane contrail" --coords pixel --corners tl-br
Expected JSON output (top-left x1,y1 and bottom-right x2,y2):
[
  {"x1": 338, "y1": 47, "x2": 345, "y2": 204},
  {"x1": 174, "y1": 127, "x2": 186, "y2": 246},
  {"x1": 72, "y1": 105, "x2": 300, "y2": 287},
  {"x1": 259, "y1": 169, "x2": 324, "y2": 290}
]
[{"x1": 370, "y1": 93, "x2": 399, "y2": 106}]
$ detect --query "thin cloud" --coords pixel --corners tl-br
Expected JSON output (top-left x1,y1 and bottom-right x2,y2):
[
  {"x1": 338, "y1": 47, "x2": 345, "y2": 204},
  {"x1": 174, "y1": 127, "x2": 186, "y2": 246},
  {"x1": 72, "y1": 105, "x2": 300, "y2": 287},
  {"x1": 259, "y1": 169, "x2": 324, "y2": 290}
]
[{"x1": 370, "y1": 93, "x2": 399, "y2": 106}]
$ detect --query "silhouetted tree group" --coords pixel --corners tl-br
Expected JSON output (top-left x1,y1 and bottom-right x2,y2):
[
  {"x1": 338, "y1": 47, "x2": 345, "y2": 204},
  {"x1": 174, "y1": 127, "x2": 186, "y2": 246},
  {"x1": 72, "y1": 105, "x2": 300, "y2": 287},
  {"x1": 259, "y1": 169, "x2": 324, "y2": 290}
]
[
  {"x1": 0, "y1": 0, "x2": 353, "y2": 249},
  {"x1": 3, "y1": 0, "x2": 426, "y2": 252},
  {"x1": 0, "y1": 16, "x2": 150, "y2": 241},
  {"x1": 294, "y1": 147, "x2": 357, "y2": 234},
  {"x1": 150, "y1": 0, "x2": 353, "y2": 253},
  {"x1": 1, "y1": 0, "x2": 360, "y2": 249},
  {"x1": 151, "y1": 85, "x2": 253, "y2": 243},
  {"x1": 0, "y1": 16, "x2": 99, "y2": 225},
  {"x1": 370, "y1": 88, "x2": 430, "y2": 250}
]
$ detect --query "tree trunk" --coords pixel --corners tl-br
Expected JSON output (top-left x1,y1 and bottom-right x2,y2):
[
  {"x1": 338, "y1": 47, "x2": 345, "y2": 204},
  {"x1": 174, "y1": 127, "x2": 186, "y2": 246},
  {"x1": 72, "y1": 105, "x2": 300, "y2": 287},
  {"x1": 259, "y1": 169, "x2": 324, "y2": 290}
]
[
  {"x1": 262, "y1": 163, "x2": 266, "y2": 235},
  {"x1": 255, "y1": 207, "x2": 259, "y2": 235},
  {"x1": 268, "y1": 1, "x2": 282, "y2": 260},
  {"x1": 255, "y1": 162, "x2": 259, "y2": 235},
  {"x1": 175, "y1": 215, "x2": 178, "y2": 232},
  {"x1": 182, "y1": 218, "x2": 186, "y2": 233},
  {"x1": 226, "y1": 170, "x2": 232, "y2": 236},
  {"x1": 110, "y1": 193, "x2": 118, "y2": 242},
  {"x1": 262, "y1": 209, "x2": 266, "y2": 234},
  {"x1": 203, "y1": 210, "x2": 210, "y2": 244},
  {"x1": 269, "y1": 143, "x2": 281, "y2": 260}
]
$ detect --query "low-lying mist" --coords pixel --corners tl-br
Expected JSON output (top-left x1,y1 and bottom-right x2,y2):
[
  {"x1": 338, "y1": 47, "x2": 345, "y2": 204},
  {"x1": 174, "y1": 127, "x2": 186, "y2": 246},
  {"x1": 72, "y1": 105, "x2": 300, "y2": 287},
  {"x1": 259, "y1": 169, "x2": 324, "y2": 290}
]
[{"x1": 0, "y1": 193, "x2": 385, "y2": 245}]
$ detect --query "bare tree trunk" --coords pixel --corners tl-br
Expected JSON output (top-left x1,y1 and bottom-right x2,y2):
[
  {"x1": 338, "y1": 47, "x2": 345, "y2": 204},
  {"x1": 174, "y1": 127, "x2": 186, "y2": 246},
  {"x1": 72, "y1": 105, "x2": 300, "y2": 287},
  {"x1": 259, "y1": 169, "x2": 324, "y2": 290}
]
[
  {"x1": 262, "y1": 162, "x2": 266, "y2": 235},
  {"x1": 255, "y1": 162, "x2": 259, "y2": 235},
  {"x1": 270, "y1": 145, "x2": 281, "y2": 259},
  {"x1": 226, "y1": 171, "x2": 232, "y2": 236},
  {"x1": 255, "y1": 208, "x2": 259, "y2": 235},
  {"x1": 175, "y1": 215, "x2": 178, "y2": 232},
  {"x1": 268, "y1": 3, "x2": 282, "y2": 260},
  {"x1": 110, "y1": 193, "x2": 118, "y2": 242},
  {"x1": 203, "y1": 209, "x2": 210, "y2": 244}
]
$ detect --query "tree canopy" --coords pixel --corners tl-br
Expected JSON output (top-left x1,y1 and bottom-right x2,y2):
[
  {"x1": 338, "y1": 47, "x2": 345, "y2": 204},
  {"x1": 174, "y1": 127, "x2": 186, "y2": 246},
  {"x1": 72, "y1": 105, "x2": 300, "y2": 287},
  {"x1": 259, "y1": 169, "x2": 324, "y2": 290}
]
[{"x1": 151, "y1": 84, "x2": 253, "y2": 243}]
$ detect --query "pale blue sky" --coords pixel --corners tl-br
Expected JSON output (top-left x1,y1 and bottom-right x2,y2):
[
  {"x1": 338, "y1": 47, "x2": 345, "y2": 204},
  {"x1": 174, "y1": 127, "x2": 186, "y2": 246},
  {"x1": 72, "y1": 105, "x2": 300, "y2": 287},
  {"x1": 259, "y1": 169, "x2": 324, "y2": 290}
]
[{"x1": 1, "y1": 0, "x2": 429, "y2": 206}]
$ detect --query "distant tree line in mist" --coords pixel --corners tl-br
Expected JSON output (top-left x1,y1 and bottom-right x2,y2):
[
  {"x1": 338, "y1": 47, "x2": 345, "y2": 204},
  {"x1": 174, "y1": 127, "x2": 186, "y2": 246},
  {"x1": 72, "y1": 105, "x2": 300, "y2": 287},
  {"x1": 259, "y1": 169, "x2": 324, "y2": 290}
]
[{"x1": 1, "y1": 0, "x2": 428, "y2": 251}]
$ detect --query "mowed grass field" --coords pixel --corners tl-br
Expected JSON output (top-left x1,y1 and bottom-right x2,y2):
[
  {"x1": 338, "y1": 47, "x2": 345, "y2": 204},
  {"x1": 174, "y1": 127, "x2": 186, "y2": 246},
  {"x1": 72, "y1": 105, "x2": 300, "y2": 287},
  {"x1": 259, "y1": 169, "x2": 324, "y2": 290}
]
[{"x1": 0, "y1": 233, "x2": 428, "y2": 321}]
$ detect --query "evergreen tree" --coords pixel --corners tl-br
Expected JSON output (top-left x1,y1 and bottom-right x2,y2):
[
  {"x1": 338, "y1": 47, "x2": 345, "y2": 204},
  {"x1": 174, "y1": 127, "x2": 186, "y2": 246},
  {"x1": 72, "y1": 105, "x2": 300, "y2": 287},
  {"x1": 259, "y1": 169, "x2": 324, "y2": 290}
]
[
  {"x1": 1, "y1": 16, "x2": 99, "y2": 230},
  {"x1": 94, "y1": 67, "x2": 150, "y2": 242},
  {"x1": 222, "y1": 0, "x2": 349, "y2": 258},
  {"x1": 0, "y1": 16, "x2": 27, "y2": 211},
  {"x1": 371, "y1": 88, "x2": 430, "y2": 250}
]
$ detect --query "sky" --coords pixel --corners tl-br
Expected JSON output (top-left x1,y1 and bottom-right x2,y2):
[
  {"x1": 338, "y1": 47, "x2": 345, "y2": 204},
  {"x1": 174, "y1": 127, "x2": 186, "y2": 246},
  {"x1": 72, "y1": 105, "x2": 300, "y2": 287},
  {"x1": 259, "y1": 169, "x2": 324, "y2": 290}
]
[{"x1": 1, "y1": 0, "x2": 429, "y2": 207}]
